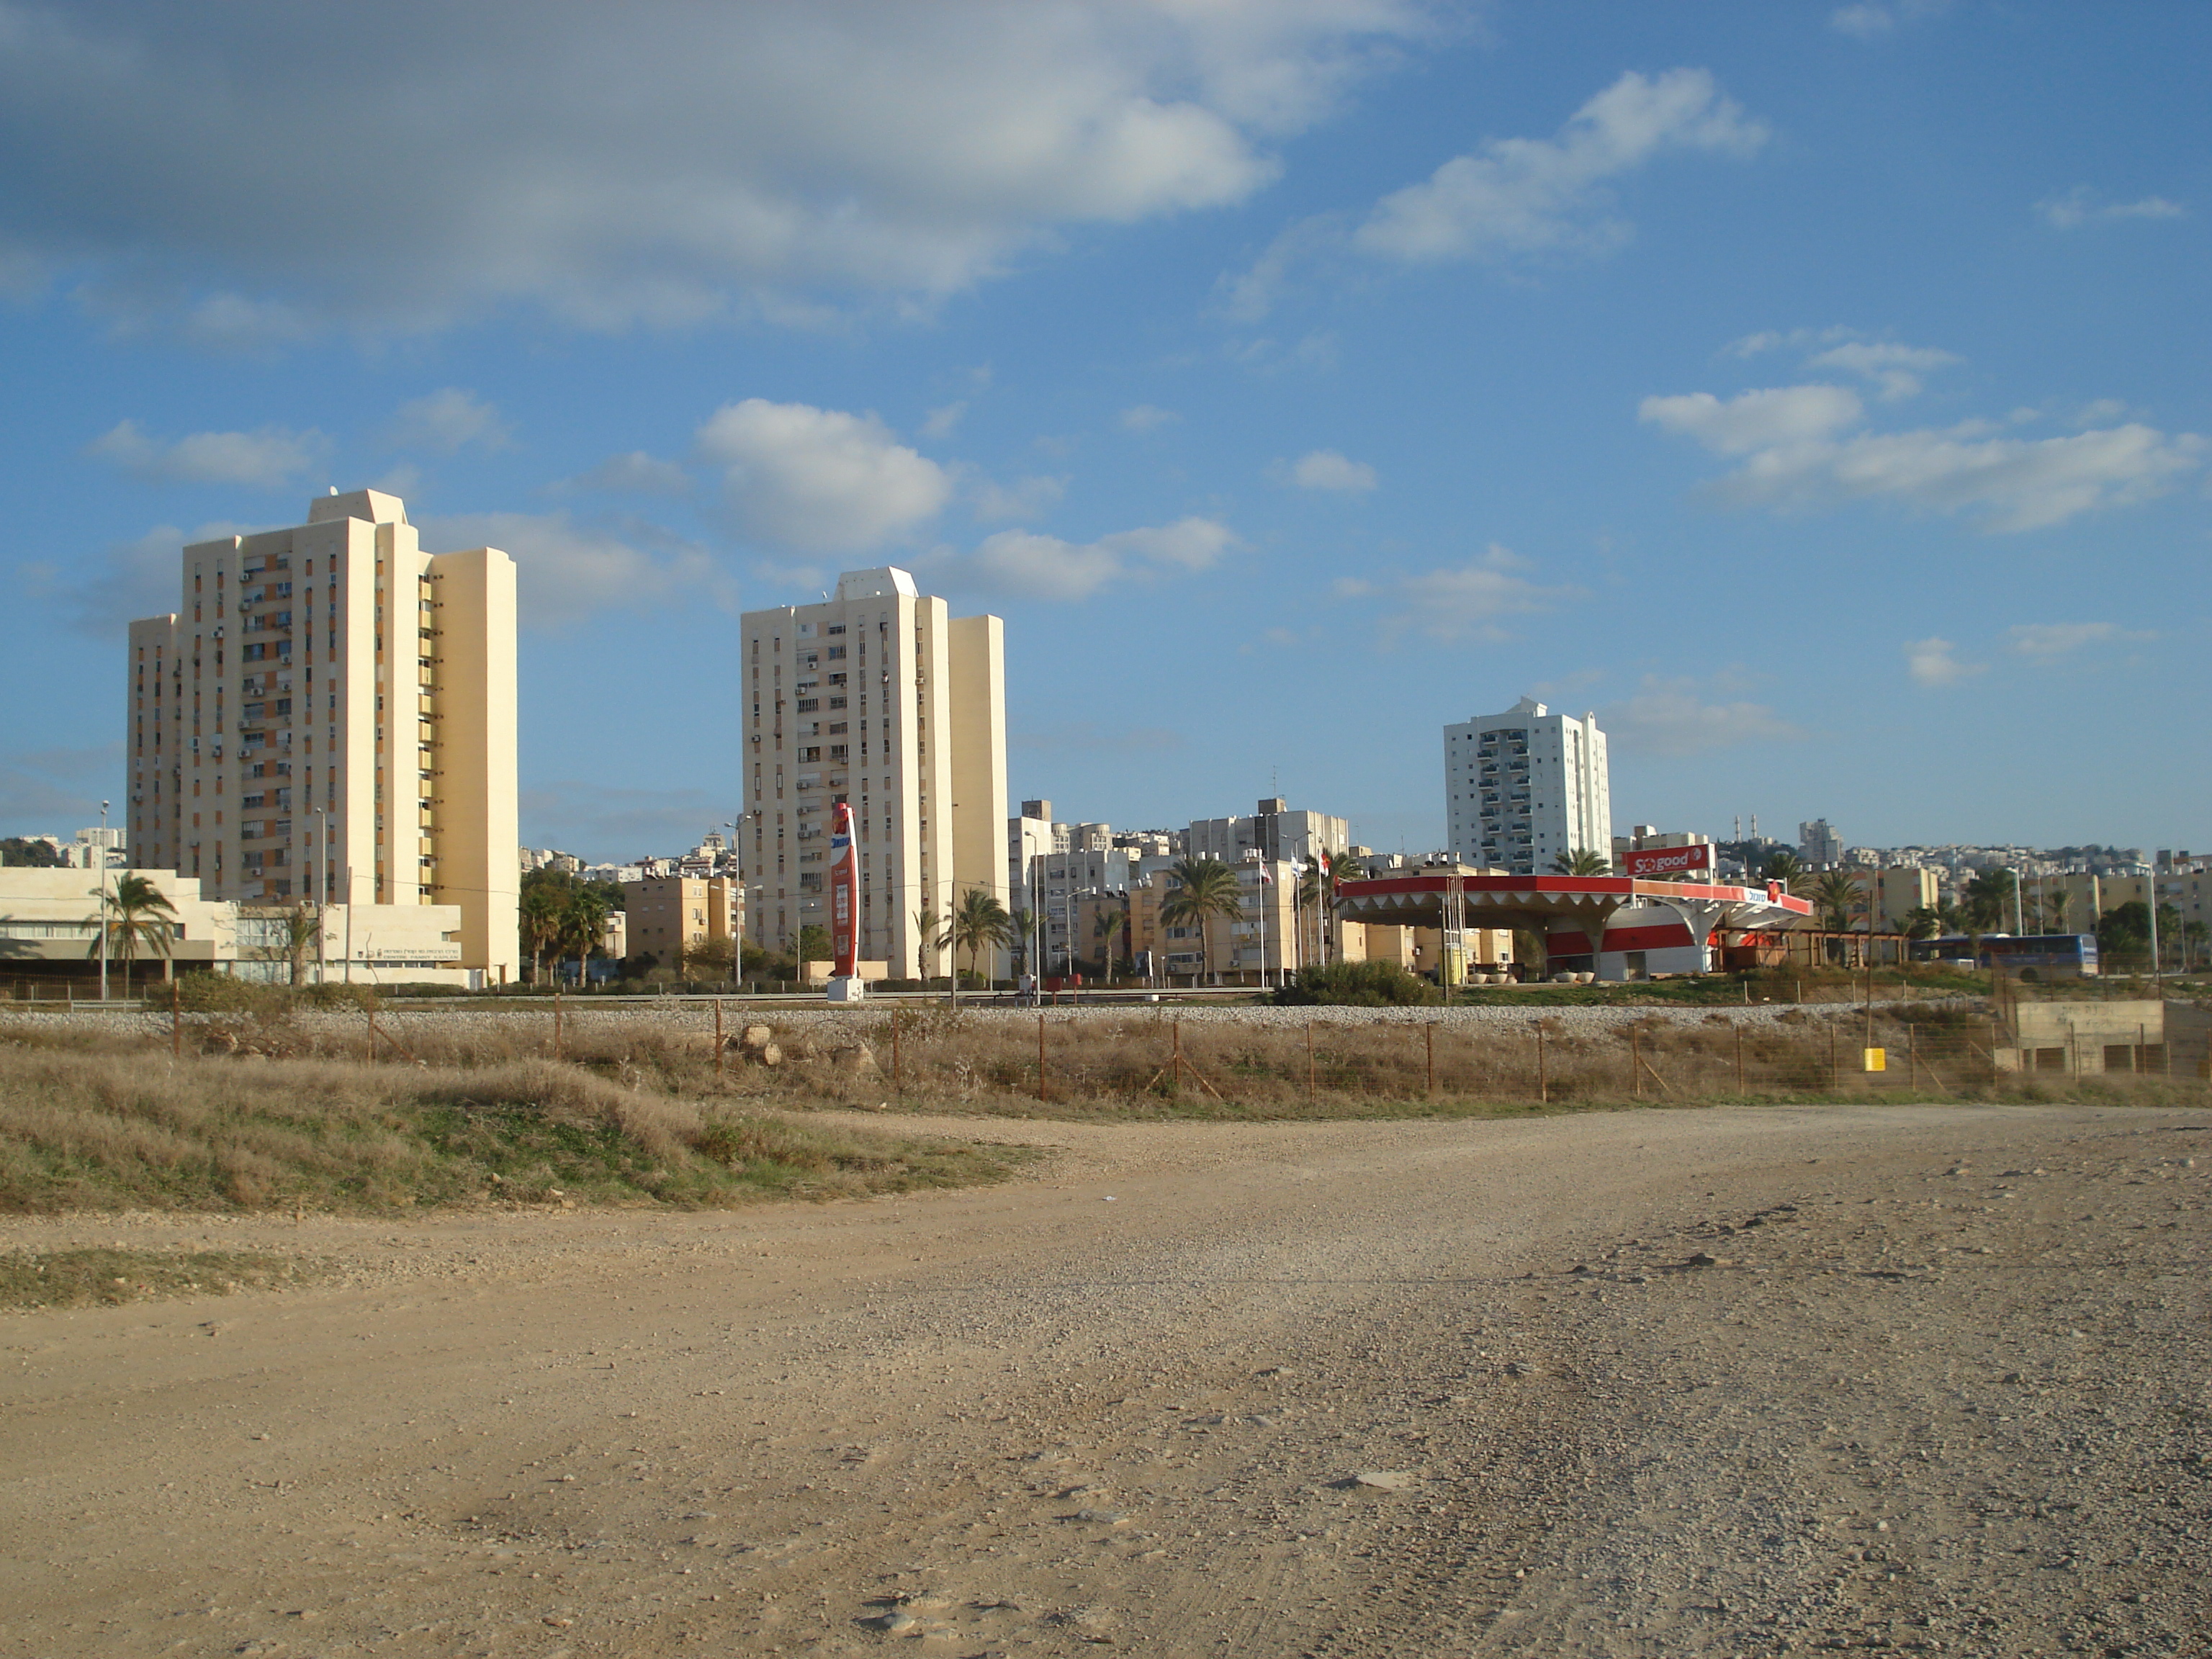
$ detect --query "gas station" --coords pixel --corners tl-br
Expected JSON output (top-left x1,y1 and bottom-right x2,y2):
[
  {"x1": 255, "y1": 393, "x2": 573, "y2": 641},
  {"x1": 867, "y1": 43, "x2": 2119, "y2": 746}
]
[{"x1": 1335, "y1": 848, "x2": 1814, "y2": 984}]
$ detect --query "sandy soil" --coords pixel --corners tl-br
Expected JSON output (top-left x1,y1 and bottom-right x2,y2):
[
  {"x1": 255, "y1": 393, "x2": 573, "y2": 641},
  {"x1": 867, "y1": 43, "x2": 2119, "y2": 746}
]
[{"x1": 4, "y1": 1101, "x2": 2207, "y2": 1658}]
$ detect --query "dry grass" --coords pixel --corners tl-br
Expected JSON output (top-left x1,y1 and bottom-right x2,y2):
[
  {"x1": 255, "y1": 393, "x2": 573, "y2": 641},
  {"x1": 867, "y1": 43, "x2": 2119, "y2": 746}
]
[
  {"x1": 0, "y1": 1245, "x2": 327, "y2": 1310},
  {"x1": 0, "y1": 1025, "x2": 1033, "y2": 1214}
]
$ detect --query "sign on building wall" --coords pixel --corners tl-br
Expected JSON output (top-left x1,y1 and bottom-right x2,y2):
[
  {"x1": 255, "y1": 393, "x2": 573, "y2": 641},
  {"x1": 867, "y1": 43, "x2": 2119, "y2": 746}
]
[{"x1": 1623, "y1": 843, "x2": 1714, "y2": 878}]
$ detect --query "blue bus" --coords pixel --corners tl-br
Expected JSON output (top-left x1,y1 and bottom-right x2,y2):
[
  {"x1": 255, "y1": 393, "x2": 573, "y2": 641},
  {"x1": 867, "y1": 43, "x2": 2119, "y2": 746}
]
[{"x1": 1910, "y1": 933, "x2": 2098, "y2": 977}]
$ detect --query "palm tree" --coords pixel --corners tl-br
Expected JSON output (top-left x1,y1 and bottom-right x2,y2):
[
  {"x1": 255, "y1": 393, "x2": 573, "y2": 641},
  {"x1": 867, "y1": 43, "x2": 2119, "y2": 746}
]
[
  {"x1": 276, "y1": 902, "x2": 322, "y2": 986},
  {"x1": 1007, "y1": 908, "x2": 1034, "y2": 978},
  {"x1": 1297, "y1": 853, "x2": 1357, "y2": 966},
  {"x1": 1759, "y1": 849, "x2": 1807, "y2": 889},
  {"x1": 1963, "y1": 868, "x2": 2015, "y2": 935},
  {"x1": 1807, "y1": 871, "x2": 1863, "y2": 934},
  {"x1": 1092, "y1": 905, "x2": 1125, "y2": 985},
  {"x1": 1901, "y1": 904, "x2": 1946, "y2": 942},
  {"x1": 1160, "y1": 856, "x2": 1243, "y2": 985},
  {"x1": 912, "y1": 904, "x2": 951, "y2": 999},
  {"x1": 949, "y1": 886, "x2": 1012, "y2": 997},
  {"x1": 562, "y1": 884, "x2": 611, "y2": 989},
  {"x1": 91, "y1": 873, "x2": 179, "y2": 998},
  {"x1": 520, "y1": 880, "x2": 565, "y2": 984},
  {"x1": 1550, "y1": 848, "x2": 1612, "y2": 876}
]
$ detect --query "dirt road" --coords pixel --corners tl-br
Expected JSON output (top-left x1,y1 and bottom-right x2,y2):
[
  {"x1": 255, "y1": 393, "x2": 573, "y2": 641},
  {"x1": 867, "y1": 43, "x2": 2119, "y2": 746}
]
[{"x1": 5, "y1": 1102, "x2": 2208, "y2": 1657}]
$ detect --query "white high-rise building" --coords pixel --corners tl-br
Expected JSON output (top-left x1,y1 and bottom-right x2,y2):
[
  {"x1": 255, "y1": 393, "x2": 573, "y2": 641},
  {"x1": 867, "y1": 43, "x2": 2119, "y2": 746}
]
[
  {"x1": 1444, "y1": 698, "x2": 1611, "y2": 876},
  {"x1": 126, "y1": 490, "x2": 519, "y2": 981},
  {"x1": 741, "y1": 568, "x2": 1008, "y2": 978}
]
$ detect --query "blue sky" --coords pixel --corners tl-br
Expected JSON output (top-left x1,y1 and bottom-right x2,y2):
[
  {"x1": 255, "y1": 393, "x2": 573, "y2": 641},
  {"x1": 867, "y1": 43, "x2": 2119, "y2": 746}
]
[{"x1": 2, "y1": 1, "x2": 2206, "y2": 861}]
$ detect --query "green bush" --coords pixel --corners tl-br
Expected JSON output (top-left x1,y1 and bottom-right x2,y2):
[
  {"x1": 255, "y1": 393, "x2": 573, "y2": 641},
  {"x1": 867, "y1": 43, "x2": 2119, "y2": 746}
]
[{"x1": 1275, "y1": 960, "x2": 1442, "y2": 1007}]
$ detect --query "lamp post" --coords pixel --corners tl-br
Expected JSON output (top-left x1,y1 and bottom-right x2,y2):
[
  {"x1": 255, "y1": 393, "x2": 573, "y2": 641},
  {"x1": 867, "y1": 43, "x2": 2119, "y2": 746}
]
[
  {"x1": 724, "y1": 817, "x2": 745, "y2": 989},
  {"x1": 97, "y1": 799, "x2": 111, "y2": 1002},
  {"x1": 313, "y1": 806, "x2": 329, "y2": 984}
]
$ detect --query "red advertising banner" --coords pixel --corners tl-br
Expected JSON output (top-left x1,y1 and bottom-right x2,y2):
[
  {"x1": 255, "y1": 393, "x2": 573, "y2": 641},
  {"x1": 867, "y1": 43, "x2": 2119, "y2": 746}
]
[
  {"x1": 829, "y1": 801, "x2": 859, "y2": 976},
  {"x1": 1623, "y1": 842, "x2": 1714, "y2": 878}
]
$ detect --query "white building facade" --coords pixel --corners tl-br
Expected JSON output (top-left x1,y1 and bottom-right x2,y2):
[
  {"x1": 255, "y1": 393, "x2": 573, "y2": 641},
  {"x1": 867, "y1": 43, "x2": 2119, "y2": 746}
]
[
  {"x1": 1445, "y1": 698, "x2": 1611, "y2": 876},
  {"x1": 742, "y1": 567, "x2": 1008, "y2": 979}
]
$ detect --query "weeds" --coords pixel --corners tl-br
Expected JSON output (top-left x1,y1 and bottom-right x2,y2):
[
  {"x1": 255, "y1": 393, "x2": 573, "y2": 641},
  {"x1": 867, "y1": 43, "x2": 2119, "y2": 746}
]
[{"x1": 0, "y1": 1246, "x2": 327, "y2": 1309}]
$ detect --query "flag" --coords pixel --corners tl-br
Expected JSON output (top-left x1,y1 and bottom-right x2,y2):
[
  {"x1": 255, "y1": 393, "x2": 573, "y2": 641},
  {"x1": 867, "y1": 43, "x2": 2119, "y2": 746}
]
[
  {"x1": 1318, "y1": 852, "x2": 1332, "y2": 877},
  {"x1": 1258, "y1": 863, "x2": 1272, "y2": 886},
  {"x1": 1291, "y1": 858, "x2": 1307, "y2": 879}
]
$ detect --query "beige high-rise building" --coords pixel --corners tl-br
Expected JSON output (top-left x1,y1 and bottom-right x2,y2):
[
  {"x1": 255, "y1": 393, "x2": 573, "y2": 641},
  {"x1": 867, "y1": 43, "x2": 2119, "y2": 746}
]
[
  {"x1": 741, "y1": 567, "x2": 1007, "y2": 979},
  {"x1": 126, "y1": 489, "x2": 519, "y2": 982}
]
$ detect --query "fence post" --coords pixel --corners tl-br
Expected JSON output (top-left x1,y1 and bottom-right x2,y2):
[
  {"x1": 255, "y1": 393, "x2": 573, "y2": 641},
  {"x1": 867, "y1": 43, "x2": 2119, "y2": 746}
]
[
  {"x1": 366, "y1": 996, "x2": 378, "y2": 1066},
  {"x1": 714, "y1": 999, "x2": 724, "y2": 1079},
  {"x1": 1536, "y1": 1022, "x2": 1547, "y2": 1105},
  {"x1": 1426, "y1": 1022, "x2": 1436, "y2": 1099},
  {"x1": 1828, "y1": 1021, "x2": 1838, "y2": 1094},
  {"x1": 1038, "y1": 1012, "x2": 1048, "y2": 1102},
  {"x1": 554, "y1": 989, "x2": 564, "y2": 1061},
  {"x1": 891, "y1": 1012, "x2": 902, "y2": 1100},
  {"x1": 1632, "y1": 1027, "x2": 1642, "y2": 1100},
  {"x1": 1909, "y1": 1022, "x2": 1918, "y2": 1092},
  {"x1": 1173, "y1": 1019, "x2": 1184, "y2": 1095},
  {"x1": 1306, "y1": 1021, "x2": 1317, "y2": 1105},
  {"x1": 1735, "y1": 1022, "x2": 1745, "y2": 1093},
  {"x1": 171, "y1": 979, "x2": 182, "y2": 1060}
]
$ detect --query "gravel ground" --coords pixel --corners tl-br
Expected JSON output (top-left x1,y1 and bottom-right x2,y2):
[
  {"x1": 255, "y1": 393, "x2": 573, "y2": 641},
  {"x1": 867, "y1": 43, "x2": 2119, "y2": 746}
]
[{"x1": 3, "y1": 1100, "x2": 2206, "y2": 1657}]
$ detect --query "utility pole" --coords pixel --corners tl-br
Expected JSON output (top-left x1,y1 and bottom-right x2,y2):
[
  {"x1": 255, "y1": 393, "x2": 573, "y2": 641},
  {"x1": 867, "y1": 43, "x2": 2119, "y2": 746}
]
[
  {"x1": 97, "y1": 799, "x2": 111, "y2": 1002},
  {"x1": 314, "y1": 806, "x2": 329, "y2": 984}
]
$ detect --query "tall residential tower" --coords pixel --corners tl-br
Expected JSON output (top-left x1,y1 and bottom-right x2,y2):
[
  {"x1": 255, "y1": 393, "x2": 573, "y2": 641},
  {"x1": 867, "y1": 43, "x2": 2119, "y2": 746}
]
[
  {"x1": 1444, "y1": 698, "x2": 1611, "y2": 876},
  {"x1": 125, "y1": 490, "x2": 519, "y2": 980},
  {"x1": 741, "y1": 567, "x2": 1007, "y2": 978}
]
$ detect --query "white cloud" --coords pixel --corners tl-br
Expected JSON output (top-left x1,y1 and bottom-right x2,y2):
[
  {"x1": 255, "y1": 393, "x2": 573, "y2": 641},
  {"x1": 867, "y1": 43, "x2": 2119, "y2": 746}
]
[
  {"x1": 1119, "y1": 404, "x2": 1181, "y2": 433},
  {"x1": 1642, "y1": 383, "x2": 2205, "y2": 531},
  {"x1": 0, "y1": 2, "x2": 1433, "y2": 334},
  {"x1": 696, "y1": 398, "x2": 951, "y2": 553},
  {"x1": 420, "y1": 510, "x2": 728, "y2": 629},
  {"x1": 568, "y1": 451, "x2": 693, "y2": 495},
  {"x1": 388, "y1": 387, "x2": 513, "y2": 454},
  {"x1": 1829, "y1": 1, "x2": 1947, "y2": 39},
  {"x1": 935, "y1": 516, "x2": 1237, "y2": 601},
  {"x1": 919, "y1": 401, "x2": 968, "y2": 440},
  {"x1": 1804, "y1": 340, "x2": 1961, "y2": 400},
  {"x1": 1905, "y1": 637, "x2": 1982, "y2": 688},
  {"x1": 1283, "y1": 449, "x2": 1377, "y2": 491},
  {"x1": 1598, "y1": 676, "x2": 1804, "y2": 756},
  {"x1": 1224, "y1": 68, "x2": 1765, "y2": 320},
  {"x1": 1338, "y1": 544, "x2": 1581, "y2": 642},
  {"x1": 86, "y1": 419, "x2": 326, "y2": 488},
  {"x1": 1638, "y1": 385, "x2": 1866, "y2": 454},
  {"x1": 1355, "y1": 68, "x2": 1764, "y2": 261},
  {"x1": 2037, "y1": 186, "x2": 2187, "y2": 230},
  {"x1": 969, "y1": 474, "x2": 1069, "y2": 523},
  {"x1": 2007, "y1": 621, "x2": 2152, "y2": 657}
]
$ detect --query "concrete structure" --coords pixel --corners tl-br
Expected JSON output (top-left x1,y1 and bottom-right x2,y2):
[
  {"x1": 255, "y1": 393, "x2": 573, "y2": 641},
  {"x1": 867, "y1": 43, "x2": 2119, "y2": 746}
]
[
  {"x1": 1847, "y1": 866, "x2": 1941, "y2": 932},
  {"x1": 1999, "y1": 1000, "x2": 2166, "y2": 1075},
  {"x1": 624, "y1": 875, "x2": 739, "y2": 971},
  {"x1": 1185, "y1": 799, "x2": 1350, "y2": 867},
  {"x1": 742, "y1": 567, "x2": 1008, "y2": 979},
  {"x1": 1799, "y1": 819, "x2": 1843, "y2": 868},
  {"x1": 126, "y1": 490, "x2": 518, "y2": 982},
  {"x1": 0, "y1": 865, "x2": 472, "y2": 989},
  {"x1": 1445, "y1": 699, "x2": 1609, "y2": 875}
]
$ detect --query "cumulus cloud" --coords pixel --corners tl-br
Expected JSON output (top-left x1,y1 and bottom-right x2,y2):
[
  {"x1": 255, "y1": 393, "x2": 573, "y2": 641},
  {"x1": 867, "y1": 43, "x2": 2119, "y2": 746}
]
[
  {"x1": 935, "y1": 516, "x2": 1237, "y2": 601},
  {"x1": 567, "y1": 451, "x2": 693, "y2": 495},
  {"x1": 1641, "y1": 383, "x2": 2205, "y2": 531},
  {"x1": 2036, "y1": 186, "x2": 2187, "y2": 230},
  {"x1": 2007, "y1": 621, "x2": 2152, "y2": 657},
  {"x1": 1905, "y1": 637, "x2": 1982, "y2": 688},
  {"x1": 86, "y1": 420, "x2": 326, "y2": 488},
  {"x1": 0, "y1": 1, "x2": 1432, "y2": 335},
  {"x1": 1804, "y1": 341, "x2": 1961, "y2": 400},
  {"x1": 1598, "y1": 677, "x2": 1804, "y2": 756},
  {"x1": 388, "y1": 387, "x2": 513, "y2": 454},
  {"x1": 1226, "y1": 68, "x2": 1765, "y2": 319},
  {"x1": 421, "y1": 510, "x2": 729, "y2": 629},
  {"x1": 696, "y1": 399, "x2": 951, "y2": 553},
  {"x1": 969, "y1": 474, "x2": 1069, "y2": 523},
  {"x1": 1337, "y1": 544, "x2": 1581, "y2": 642},
  {"x1": 1282, "y1": 449, "x2": 1377, "y2": 491},
  {"x1": 1829, "y1": 1, "x2": 1948, "y2": 40},
  {"x1": 1119, "y1": 404, "x2": 1181, "y2": 433},
  {"x1": 918, "y1": 402, "x2": 968, "y2": 440}
]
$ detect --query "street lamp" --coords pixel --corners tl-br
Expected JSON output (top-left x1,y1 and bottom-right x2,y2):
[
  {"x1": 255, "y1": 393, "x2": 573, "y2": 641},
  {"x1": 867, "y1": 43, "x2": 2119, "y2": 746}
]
[
  {"x1": 724, "y1": 817, "x2": 747, "y2": 989},
  {"x1": 97, "y1": 799, "x2": 111, "y2": 1001},
  {"x1": 313, "y1": 806, "x2": 330, "y2": 984}
]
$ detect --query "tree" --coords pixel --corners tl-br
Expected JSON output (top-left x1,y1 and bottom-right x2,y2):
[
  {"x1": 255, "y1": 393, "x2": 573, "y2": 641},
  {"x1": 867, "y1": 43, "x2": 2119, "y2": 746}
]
[
  {"x1": 518, "y1": 869, "x2": 570, "y2": 984},
  {"x1": 949, "y1": 886, "x2": 1012, "y2": 997},
  {"x1": 562, "y1": 883, "x2": 612, "y2": 987},
  {"x1": 1807, "y1": 871, "x2": 1863, "y2": 934},
  {"x1": 2038, "y1": 886, "x2": 2072, "y2": 933},
  {"x1": 1297, "y1": 854, "x2": 1357, "y2": 966},
  {"x1": 1550, "y1": 847, "x2": 1612, "y2": 876},
  {"x1": 265, "y1": 902, "x2": 323, "y2": 987},
  {"x1": 1159, "y1": 856, "x2": 1243, "y2": 984},
  {"x1": 799, "y1": 923, "x2": 832, "y2": 971},
  {"x1": 910, "y1": 907, "x2": 948, "y2": 992},
  {"x1": 1963, "y1": 868, "x2": 2017, "y2": 934},
  {"x1": 1759, "y1": 849, "x2": 1807, "y2": 888},
  {"x1": 1901, "y1": 904, "x2": 1947, "y2": 942},
  {"x1": 2097, "y1": 901, "x2": 2152, "y2": 966},
  {"x1": 1, "y1": 836, "x2": 64, "y2": 868},
  {"x1": 90, "y1": 873, "x2": 178, "y2": 998},
  {"x1": 681, "y1": 935, "x2": 736, "y2": 979},
  {"x1": 2184, "y1": 920, "x2": 2208, "y2": 971},
  {"x1": 1007, "y1": 908, "x2": 1034, "y2": 977},
  {"x1": 1092, "y1": 905, "x2": 1126, "y2": 985}
]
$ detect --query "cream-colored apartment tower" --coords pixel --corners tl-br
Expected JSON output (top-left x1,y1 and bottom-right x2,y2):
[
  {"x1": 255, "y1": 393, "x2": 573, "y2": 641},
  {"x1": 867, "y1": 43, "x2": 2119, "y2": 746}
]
[
  {"x1": 741, "y1": 567, "x2": 1007, "y2": 979},
  {"x1": 126, "y1": 490, "x2": 519, "y2": 981}
]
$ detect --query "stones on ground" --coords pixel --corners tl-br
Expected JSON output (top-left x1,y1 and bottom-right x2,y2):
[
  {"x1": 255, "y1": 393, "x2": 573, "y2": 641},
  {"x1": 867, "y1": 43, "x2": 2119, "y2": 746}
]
[
  {"x1": 1074, "y1": 1508, "x2": 1128, "y2": 1525},
  {"x1": 871, "y1": 1608, "x2": 919, "y2": 1633},
  {"x1": 1352, "y1": 1470, "x2": 1415, "y2": 1491}
]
